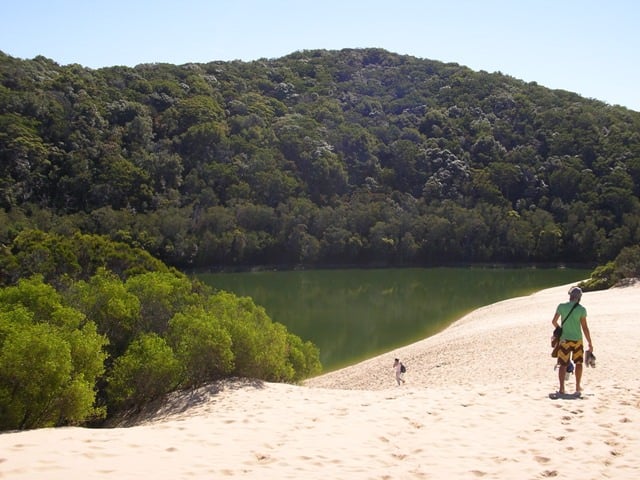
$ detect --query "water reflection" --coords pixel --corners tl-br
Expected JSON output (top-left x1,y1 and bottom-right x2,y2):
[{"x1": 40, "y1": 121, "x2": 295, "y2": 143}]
[{"x1": 198, "y1": 267, "x2": 589, "y2": 371}]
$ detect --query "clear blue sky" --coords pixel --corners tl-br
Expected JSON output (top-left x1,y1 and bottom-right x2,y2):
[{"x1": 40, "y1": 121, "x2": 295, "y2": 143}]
[{"x1": 2, "y1": 0, "x2": 638, "y2": 111}]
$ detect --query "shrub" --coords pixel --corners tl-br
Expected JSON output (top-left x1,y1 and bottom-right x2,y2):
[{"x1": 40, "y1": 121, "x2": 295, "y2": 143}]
[
  {"x1": 207, "y1": 292, "x2": 321, "y2": 382},
  {"x1": 286, "y1": 333, "x2": 322, "y2": 381},
  {"x1": 106, "y1": 333, "x2": 181, "y2": 411},
  {"x1": 0, "y1": 307, "x2": 107, "y2": 430},
  {"x1": 582, "y1": 245, "x2": 640, "y2": 290},
  {"x1": 167, "y1": 307, "x2": 234, "y2": 387},
  {"x1": 65, "y1": 268, "x2": 141, "y2": 356},
  {"x1": 614, "y1": 245, "x2": 640, "y2": 280},
  {"x1": 580, "y1": 262, "x2": 615, "y2": 291},
  {"x1": 125, "y1": 271, "x2": 200, "y2": 335}
]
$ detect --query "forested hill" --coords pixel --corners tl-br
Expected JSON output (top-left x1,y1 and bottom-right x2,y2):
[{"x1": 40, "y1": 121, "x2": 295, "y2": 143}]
[{"x1": 1, "y1": 48, "x2": 639, "y2": 269}]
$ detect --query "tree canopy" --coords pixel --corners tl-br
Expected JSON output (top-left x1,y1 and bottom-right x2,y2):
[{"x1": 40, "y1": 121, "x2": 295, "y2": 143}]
[{"x1": 1, "y1": 48, "x2": 639, "y2": 269}]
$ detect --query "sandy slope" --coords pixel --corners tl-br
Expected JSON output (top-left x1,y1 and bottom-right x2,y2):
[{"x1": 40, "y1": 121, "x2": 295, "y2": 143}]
[{"x1": 1, "y1": 282, "x2": 638, "y2": 479}]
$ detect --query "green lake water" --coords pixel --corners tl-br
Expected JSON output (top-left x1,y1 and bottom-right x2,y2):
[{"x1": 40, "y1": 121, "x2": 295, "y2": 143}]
[{"x1": 197, "y1": 267, "x2": 589, "y2": 372}]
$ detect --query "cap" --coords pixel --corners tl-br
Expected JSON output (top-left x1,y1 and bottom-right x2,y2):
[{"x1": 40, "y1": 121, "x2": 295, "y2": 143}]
[{"x1": 568, "y1": 286, "x2": 582, "y2": 301}]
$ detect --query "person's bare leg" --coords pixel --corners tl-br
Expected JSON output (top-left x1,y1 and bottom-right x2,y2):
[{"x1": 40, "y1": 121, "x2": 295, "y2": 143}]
[
  {"x1": 574, "y1": 363, "x2": 583, "y2": 394},
  {"x1": 558, "y1": 365, "x2": 567, "y2": 393}
]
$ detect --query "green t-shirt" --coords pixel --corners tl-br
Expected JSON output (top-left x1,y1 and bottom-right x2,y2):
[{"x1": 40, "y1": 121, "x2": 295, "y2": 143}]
[{"x1": 557, "y1": 301, "x2": 587, "y2": 341}]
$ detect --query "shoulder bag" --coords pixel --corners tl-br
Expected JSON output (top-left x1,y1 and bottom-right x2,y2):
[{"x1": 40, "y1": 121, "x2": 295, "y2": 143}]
[{"x1": 551, "y1": 302, "x2": 579, "y2": 357}]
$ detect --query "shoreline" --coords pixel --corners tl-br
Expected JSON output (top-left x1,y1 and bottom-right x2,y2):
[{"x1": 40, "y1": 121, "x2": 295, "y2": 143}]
[{"x1": 1, "y1": 281, "x2": 639, "y2": 479}]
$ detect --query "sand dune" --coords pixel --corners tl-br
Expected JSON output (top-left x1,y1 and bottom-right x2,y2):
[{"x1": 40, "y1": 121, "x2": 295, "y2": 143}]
[{"x1": 1, "y1": 281, "x2": 638, "y2": 479}]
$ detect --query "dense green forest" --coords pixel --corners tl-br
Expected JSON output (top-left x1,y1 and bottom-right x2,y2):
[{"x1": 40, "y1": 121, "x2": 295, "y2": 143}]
[{"x1": 2, "y1": 48, "x2": 639, "y2": 270}]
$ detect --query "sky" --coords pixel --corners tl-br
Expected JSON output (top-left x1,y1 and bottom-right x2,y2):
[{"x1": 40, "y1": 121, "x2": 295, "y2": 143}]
[{"x1": 1, "y1": 0, "x2": 639, "y2": 111}]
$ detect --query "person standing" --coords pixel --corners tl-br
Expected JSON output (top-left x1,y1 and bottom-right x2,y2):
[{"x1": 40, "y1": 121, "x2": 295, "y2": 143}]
[
  {"x1": 551, "y1": 286, "x2": 593, "y2": 397},
  {"x1": 393, "y1": 358, "x2": 405, "y2": 386}
]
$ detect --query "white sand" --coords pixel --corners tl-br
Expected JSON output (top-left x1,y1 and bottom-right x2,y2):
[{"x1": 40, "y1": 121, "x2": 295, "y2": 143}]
[{"x1": 1, "y1": 281, "x2": 639, "y2": 479}]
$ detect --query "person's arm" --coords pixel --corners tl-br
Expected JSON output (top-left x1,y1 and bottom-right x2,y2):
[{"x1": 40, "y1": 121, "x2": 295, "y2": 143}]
[
  {"x1": 552, "y1": 311, "x2": 560, "y2": 329},
  {"x1": 580, "y1": 316, "x2": 593, "y2": 352}
]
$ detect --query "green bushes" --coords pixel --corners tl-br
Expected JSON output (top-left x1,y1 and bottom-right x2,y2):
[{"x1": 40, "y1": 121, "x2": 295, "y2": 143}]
[
  {"x1": 0, "y1": 232, "x2": 323, "y2": 430},
  {"x1": 0, "y1": 278, "x2": 108, "y2": 430},
  {"x1": 213, "y1": 294, "x2": 321, "y2": 382},
  {"x1": 581, "y1": 245, "x2": 640, "y2": 290},
  {"x1": 286, "y1": 333, "x2": 322, "y2": 382},
  {"x1": 167, "y1": 308, "x2": 234, "y2": 387},
  {"x1": 614, "y1": 245, "x2": 640, "y2": 281},
  {"x1": 106, "y1": 333, "x2": 182, "y2": 410}
]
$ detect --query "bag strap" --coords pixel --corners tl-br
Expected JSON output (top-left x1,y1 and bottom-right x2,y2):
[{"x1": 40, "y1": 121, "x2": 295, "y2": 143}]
[{"x1": 561, "y1": 302, "x2": 579, "y2": 327}]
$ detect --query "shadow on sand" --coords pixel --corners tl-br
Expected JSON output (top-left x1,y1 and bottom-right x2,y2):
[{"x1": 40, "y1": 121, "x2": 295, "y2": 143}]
[{"x1": 104, "y1": 377, "x2": 266, "y2": 427}]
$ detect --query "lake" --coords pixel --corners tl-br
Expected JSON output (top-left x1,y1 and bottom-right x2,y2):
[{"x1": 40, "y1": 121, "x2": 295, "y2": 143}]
[{"x1": 197, "y1": 267, "x2": 589, "y2": 372}]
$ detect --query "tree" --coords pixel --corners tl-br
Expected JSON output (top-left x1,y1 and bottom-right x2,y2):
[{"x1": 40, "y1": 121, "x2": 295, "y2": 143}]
[
  {"x1": 0, "y1": 113, "x2": 50, "y2": 209},
  {"x1": 125, "y1": 271, "x2": 200, "y2": 335},
  {"x1": 613, "y1": 245, "x2": 640, "y2": 280},
  {"x1": 167, "y1": 307, "x2": 234, "y2": 387},
  {"x1": 65, "y1": 269, "x2": 141, "y2": 356},
  {"x1": 3, "y1": 229, "x2": 80, "y2": 288},
  {"x1": 106, "y1": 333, "x2": 181, "y2": 411},
  {"x1": 209, "y1": 292, "x2": 301, "y2": 381},
  {"x1": 2, "y1": 49, "x2": 640, "y2": 271},
  {"x1": 285, "y1": 333, "x2": 322, "y2": 381},
  {"x1": 0, "y1": 277, "x2": 107, "y2": 430},
  {"x1": 1, "y1": 318, "x2": 75, "y2": 429}
]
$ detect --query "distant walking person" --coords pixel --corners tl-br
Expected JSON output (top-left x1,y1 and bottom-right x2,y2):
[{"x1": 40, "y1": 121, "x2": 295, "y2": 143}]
[
  {"x1": 551, "y1": 286, "x2": 593, "y2": 397},
  {"x1": 393, "y1": 358, "x2": 406, "y2": 386}
]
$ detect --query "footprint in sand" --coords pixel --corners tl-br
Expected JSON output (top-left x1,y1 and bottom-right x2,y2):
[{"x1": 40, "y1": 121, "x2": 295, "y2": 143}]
[
  {"x1": 402, "y1": 416, "x2": 423, "y2": 429},
  {"x1": 253, "y1": 452, "x2": 275, "y2": 464}
]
